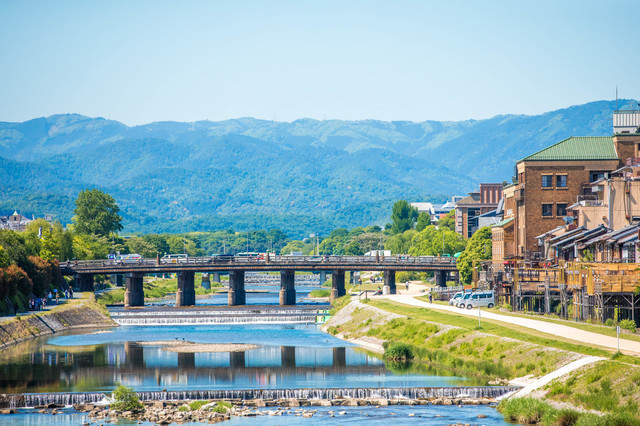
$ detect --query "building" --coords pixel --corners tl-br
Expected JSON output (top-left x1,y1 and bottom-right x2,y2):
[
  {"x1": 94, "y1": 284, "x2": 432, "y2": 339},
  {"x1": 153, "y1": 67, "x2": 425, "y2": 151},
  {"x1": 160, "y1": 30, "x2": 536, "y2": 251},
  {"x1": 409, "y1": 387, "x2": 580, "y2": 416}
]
[
  {"x1": 492, "y1": 108, "x2": 640, "y2": 263},
  {"x1": 454, "y1": 183, "x2": 502, "y2": 239},
  {"x1": 411, "y1": 196, "x2": 461, "y2": 223},
  {"x1": 0, "y1": 211, "x2": 54, "y2": 232}
]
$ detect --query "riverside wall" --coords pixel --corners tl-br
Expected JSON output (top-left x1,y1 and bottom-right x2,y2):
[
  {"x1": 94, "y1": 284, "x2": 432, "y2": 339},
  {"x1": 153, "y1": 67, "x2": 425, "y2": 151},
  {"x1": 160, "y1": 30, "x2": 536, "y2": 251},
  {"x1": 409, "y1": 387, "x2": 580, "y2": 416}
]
[{"x1": 0, "y1": 296, "x2": 116, "y2": 350}]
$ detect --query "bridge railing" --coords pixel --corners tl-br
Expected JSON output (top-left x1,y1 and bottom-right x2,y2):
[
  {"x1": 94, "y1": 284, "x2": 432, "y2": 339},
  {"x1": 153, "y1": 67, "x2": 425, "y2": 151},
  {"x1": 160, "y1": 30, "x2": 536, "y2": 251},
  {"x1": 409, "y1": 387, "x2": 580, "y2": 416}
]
[{"x1": 61, "y1": 254, "x2": 456, "y2": 272}]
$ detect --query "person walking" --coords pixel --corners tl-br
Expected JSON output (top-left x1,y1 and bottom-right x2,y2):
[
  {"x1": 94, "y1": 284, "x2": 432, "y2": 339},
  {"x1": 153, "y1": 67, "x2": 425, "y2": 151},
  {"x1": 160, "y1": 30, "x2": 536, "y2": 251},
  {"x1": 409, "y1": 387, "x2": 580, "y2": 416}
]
[{"x1": 429, "y1": 292, "x2": 433, "y2": 304}]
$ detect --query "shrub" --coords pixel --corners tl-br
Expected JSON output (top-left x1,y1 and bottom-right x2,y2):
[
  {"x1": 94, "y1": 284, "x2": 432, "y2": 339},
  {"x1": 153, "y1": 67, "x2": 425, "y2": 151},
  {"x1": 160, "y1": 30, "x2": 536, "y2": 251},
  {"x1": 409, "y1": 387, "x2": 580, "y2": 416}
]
[
  {"x1": 383, "y1": 342, "x2": 414, "y2": 360},
  {"x1": 211, "y1": 401, "x2": 232, "y2": 413},
  {"x1": 189, "y1": 400, "x2": 209, "y2": 410},
  {"x1": 111, "y1": 384, "x2": 144, "y2": 412},
  {"x1": 498, "y1": 397, "x2": 555, "y2": 424},
  {"x1": 619, "y1": 319, "x2": 637, "y2": 333},
  {"x1": 605, "y1": 318, "x2": 615, "y2": 327}
]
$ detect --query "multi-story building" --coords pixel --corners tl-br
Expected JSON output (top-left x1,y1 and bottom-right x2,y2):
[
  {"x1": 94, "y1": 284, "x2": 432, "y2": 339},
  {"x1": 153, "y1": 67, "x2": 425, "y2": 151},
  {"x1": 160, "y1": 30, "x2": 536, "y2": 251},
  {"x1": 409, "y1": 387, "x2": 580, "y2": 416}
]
[
  {"x1": 454, "y1": 183, "x2": 502, "y2": 239},
  {"x1": 492, "y1": 109, "x2": 640, "y2": 263}
]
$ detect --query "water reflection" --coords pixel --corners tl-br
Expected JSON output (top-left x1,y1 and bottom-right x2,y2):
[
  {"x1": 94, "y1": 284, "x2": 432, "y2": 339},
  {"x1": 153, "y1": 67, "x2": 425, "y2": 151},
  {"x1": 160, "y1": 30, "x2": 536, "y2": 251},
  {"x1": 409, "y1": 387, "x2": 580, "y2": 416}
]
[{"x1": 0, "y1": 325, "x2": 480, "y2": 394}]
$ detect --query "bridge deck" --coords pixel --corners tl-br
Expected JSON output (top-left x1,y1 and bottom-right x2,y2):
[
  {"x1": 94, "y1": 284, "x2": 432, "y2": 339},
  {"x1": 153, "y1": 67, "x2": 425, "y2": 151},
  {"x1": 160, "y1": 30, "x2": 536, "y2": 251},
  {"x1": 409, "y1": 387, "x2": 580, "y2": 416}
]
[{"x1": 61, "y1": 255, "x2": 457, "y2": 275}]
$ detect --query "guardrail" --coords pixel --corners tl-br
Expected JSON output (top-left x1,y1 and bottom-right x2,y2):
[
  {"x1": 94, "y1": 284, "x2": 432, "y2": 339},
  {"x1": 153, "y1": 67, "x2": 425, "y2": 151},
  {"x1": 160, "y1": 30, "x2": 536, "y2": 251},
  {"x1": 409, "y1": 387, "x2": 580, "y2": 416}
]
[{"x1": 60, "y1": 255, "x2": 456, "y2": 273}]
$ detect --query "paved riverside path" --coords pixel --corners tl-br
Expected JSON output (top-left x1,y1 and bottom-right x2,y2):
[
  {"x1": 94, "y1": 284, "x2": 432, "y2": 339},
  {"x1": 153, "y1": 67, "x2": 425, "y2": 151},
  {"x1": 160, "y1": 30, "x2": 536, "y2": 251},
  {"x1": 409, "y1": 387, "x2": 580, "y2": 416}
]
[{"x1": 378, "y1": 293, "x2": 640, "y2": 356}]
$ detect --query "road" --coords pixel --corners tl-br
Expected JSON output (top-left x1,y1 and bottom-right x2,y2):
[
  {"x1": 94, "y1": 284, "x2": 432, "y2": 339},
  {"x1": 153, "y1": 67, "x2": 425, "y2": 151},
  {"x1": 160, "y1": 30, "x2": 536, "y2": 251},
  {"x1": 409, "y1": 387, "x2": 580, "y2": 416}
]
[{"x1": 378, "y1": 292, "x2": 640, "y2": 356}]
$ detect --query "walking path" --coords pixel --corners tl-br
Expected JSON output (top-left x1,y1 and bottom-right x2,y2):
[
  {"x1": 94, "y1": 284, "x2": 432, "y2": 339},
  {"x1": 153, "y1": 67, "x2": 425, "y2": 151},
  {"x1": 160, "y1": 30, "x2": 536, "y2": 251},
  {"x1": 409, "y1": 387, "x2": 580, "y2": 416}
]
[
  {"x1": 378, "y1": 293, "x2": 640, "y2": 356},
  {"x1": 506, "y1": 356, "x2": 604, "y2": 398}
]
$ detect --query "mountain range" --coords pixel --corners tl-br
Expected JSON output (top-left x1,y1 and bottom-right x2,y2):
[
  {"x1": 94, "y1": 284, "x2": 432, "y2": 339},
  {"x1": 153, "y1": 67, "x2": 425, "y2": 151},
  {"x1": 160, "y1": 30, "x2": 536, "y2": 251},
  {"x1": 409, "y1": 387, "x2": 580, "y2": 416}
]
[{"x1": 0, "y1": 99, "x2": 636, "y2": 237}]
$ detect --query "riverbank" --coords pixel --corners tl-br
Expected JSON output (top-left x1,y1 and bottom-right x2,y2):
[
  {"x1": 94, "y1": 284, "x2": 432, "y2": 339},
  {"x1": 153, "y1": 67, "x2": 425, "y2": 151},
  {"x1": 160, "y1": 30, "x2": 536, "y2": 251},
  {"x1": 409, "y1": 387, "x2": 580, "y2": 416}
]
[
  {"x1": 0, "y1": 292, "x2": 116, "y2": 350},
  {"x1": 324, "y1": 294, "x2": 640, "y2": 423}
]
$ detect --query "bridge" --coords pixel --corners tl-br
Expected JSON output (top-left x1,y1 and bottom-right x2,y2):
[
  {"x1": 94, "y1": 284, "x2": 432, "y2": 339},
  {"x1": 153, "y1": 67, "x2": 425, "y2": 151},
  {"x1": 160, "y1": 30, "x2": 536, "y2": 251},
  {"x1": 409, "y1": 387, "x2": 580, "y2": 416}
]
[{"x1": 61, "y1": 255, "x2": 457, "y2": 308}]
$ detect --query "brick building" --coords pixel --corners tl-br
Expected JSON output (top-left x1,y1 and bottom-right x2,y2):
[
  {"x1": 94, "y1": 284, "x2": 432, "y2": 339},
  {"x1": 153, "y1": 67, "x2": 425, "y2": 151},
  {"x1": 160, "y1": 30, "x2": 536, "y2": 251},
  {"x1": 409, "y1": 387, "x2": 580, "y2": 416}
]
[
  {"x1": 454, "y1": 183, "x2": 502, "y2": 239},
  {"x1": 492, "y1": 134, "x2": 640, "y2": 262}
]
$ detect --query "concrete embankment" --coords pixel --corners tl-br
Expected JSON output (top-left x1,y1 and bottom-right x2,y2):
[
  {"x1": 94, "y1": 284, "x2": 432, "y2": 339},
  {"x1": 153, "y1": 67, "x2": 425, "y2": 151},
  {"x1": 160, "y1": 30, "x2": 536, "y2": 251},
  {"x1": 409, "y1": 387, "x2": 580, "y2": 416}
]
[{"x1": 0, "y1": 294, "x2": 116, "y2": 350}]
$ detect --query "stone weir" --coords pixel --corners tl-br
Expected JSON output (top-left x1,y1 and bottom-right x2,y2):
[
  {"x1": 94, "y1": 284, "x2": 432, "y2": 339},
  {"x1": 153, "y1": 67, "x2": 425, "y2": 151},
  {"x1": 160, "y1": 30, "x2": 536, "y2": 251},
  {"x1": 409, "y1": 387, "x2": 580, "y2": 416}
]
[
  {"x1": 109, "y1": 305, "x2": 331, "y2": 326},
  {"x1": 4, "y1": 386, "x2": 519, "y2": 408}
]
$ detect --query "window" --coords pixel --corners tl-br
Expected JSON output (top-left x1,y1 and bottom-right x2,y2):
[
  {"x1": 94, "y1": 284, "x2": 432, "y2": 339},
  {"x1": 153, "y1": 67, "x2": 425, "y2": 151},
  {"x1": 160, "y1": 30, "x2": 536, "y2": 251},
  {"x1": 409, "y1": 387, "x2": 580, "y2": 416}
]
[
  {"x1": 556, "y1": 175, "x2": 567, "y2": 188},
  {"x1": 590, "y1": 172, "x2": 606, "y2": 183},
  {"x1": 557, "y1": 203, "x2": 567, "y2": 216},
  {"x1": 541, "y1": 175, "x2": 553, "y2": 188},
  {"x1": 542, "y1": 204, "x2": 553, "y2": 217}
]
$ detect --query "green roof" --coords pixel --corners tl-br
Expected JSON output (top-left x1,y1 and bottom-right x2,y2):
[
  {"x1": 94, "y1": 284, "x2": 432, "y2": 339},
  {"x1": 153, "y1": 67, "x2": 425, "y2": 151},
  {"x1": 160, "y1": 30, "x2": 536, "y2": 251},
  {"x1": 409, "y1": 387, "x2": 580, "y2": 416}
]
[
  {"x1": 492, "y1": 217, "x2": 514, "y2": 228},
  {"x1": 519, "y1": 137, "x2": 617, "y2": 162}
]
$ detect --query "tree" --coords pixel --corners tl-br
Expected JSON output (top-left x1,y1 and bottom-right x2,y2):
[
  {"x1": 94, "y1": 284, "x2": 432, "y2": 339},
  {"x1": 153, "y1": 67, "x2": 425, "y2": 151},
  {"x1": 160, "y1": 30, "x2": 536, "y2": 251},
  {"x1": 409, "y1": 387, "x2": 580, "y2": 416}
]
[
  {"x1": 73, "y1": 189, "x2": 123, "y2": 237},
  {"x1": 436, "y1": 210, "x2": 456, "y2": 232},
  {"x1": 390, "y1": 200, "x2": 418, "y2": 234},
  {"x1": 456, "y1": 226, "x2": 492, "y2": 285},
  {"x1": 416, "y1": 212, "x2": 431, "y2": 232},
  {"x1": 385, "y1": 230, "x2": 417, "y2": 254},
  {"x1": 409, "y1": 225, "x2": 466, "y2": 257}
]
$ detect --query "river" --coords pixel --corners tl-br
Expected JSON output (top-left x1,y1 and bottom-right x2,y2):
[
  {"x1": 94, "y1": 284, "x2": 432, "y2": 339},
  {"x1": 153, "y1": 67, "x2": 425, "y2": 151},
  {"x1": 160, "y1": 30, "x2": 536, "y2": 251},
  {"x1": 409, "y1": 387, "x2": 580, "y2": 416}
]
[{"x1": 0, "y1": 284, "x2": 512, "y2": 425}]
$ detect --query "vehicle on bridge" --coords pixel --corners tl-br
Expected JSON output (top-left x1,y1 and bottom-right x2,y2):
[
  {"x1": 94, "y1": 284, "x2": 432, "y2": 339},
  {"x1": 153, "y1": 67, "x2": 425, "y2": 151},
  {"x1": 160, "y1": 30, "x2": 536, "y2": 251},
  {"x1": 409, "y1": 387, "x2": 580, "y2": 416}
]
[
  {"x1": 161, "y1": 253, "x2": 188, "y2": 264},
  {"x1": 107, "y1": 253, "x2": 142, "y2": 263}
]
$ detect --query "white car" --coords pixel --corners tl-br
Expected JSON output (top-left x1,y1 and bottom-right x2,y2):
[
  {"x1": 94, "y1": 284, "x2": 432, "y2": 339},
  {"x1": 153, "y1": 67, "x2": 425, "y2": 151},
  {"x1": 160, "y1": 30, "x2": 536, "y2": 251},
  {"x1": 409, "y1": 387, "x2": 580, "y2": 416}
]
[
  {"x1": 463, "y1": 291, "x2": 495, "y2": 309},
  {"x1": 449, "y1": 292, "x2": 464, "y2": 306}
]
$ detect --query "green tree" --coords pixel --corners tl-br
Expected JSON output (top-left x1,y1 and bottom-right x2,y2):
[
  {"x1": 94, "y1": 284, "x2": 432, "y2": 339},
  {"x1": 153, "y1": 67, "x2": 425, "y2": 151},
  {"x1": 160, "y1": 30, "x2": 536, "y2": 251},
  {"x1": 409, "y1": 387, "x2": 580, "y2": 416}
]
[
  {"x1": 409, "y1": 225, "x2": 466, "y2": 257},
  {"x1": 456, "y1": 226, "x2": 492, "y2": 285},
  {"x1": 416, "y1": 212, "x2": 431, "y2": 232},
  {"x1": 385, "y1": 230, "x2": 417, "y2": 254},
  {"x1": 73, "y1": 189, "x2": 123, "y2": 237},
  {"x1": 390, "y1": 200, "x2": 418, "y2": 234},
  {"x1": 436, "y1": 210, "x2": 456, "y2": 232},
  {"x1": 125, "y1": 236, "x2": 158, "y2": 258}
]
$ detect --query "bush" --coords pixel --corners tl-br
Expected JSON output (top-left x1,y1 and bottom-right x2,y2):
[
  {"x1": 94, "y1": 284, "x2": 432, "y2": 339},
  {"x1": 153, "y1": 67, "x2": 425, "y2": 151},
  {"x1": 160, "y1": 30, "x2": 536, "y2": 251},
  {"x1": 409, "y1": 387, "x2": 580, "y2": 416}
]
[
  {"x1": 605, "y1": 318, "x2": 615, "y2": 327},
  {"x1": 619, "y1": 319, "x2": 637, "y2": 333},
  {"x1": 189, "y1": 400, "x2": 209, "y2": 410},
  {"x1": 211, "y1": 401, "x2": 232, "y2": 413},
  {"x1": 383, "y1": 342, "x2": 414, "y2": 360},
  {"x1": 308, "y1": 289, "x2": 330, "y2": 298},
  {"x1": 498, "y1": 397, "x2": 555, "y2": 424},
  {"x1": 111, "y1": 384, "x2": 144, "y2": 412}
]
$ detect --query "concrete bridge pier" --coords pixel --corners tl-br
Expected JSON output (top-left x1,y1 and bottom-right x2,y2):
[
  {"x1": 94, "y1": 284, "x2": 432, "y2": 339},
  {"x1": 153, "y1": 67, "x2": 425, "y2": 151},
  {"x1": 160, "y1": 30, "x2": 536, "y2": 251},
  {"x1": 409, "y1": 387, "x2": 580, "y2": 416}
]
[
  {"x1": 76, "y1": 274, "x2": 94, "y2": 292},
  {"x1": 228, "y1": 270, "x2": 246, "y2": 306},
  {"x1": 435, "y1": 270, "x2": 448, "y2": 287},
  {"x1": 201, "y1": 272, "x2": 211, "y2": 290},
  {"x1": 124, "y1": 273, "x2": 145, "y2": 307},
  {"x1": 176, "y1": 271, "x2": 196, "y2": 307},
  {"x1": 279, "y1": 270, "x2": 296, "y2": 305},
  {"x1": 330, "y1": 270, "x2": 346, "y2": 301},
  {"x1": 319, "y1": 271, "x2": 327, "y2": 286},
  {"x1": 383, "y1": 270, "x2": 396, "y2": 295},
  {"x1": 212, "y1": 272, "x2": 221, "y2": 284}
]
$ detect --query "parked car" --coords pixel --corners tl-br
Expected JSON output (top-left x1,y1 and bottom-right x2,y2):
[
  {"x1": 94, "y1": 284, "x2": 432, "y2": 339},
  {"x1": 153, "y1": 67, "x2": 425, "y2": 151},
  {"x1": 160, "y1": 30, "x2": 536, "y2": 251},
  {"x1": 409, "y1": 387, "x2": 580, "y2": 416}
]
[
  {"x1": 449, "y1": 292, "x2": 464, "y2": 306},
  {"x1": 456, "y1": 292, "x2": 473, "y2": 309},
  {"x1": 463, "y1": 291, "x2": 495, "y2": 309}
]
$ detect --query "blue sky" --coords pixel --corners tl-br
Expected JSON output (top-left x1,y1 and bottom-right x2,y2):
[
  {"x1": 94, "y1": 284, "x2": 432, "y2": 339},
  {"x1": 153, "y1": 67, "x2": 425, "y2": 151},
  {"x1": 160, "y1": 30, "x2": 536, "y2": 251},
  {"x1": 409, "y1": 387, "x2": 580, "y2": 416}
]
[{"x1": 1, "y1": 0, "x2": 639, "y2": 125}]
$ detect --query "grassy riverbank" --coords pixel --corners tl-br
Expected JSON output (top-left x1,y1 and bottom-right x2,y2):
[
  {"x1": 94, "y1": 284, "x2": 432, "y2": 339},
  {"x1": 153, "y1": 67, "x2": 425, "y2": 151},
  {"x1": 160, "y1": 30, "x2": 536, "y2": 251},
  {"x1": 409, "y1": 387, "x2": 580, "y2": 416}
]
[{"x1": 324, "y1": 297, "x2": 640, "y2": 424}]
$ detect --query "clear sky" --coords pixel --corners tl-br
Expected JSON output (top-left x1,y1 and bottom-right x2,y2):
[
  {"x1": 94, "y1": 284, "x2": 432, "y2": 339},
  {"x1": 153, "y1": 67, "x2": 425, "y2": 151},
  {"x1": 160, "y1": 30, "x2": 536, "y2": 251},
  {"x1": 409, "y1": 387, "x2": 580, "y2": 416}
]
[{"x1": 1, "y1": 0, "x2": 639, "y2": 125}]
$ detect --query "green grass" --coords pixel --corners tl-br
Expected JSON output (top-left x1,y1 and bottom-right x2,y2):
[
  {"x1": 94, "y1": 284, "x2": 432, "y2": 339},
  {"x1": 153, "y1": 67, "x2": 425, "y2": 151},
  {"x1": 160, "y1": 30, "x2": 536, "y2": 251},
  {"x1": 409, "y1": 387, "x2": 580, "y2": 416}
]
[
  {"x1": 368, "y1": 300, "x2": 640, "y2": 365},
  {"x1": 308, "y1": 289, "x2": 330, "y2": 298},
  {"x1": 188, "y1": 400, "x2": 209, "y2": 410},
  {"x1": 421, "y1": 296, "x2": 640, "y2": 344},
  {"x1": 499, "y1": 397, "x2": 640, "y2": 426}
]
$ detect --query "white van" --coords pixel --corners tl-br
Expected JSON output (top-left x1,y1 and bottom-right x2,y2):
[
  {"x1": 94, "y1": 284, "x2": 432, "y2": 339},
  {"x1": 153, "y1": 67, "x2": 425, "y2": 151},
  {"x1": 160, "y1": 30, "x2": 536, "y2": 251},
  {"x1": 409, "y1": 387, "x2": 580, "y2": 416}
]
[
  {"x1": 449, "y1": 292, "x2": 464, "y2": 306},
  {"x1": 463, "y1": 291, "x2": 495, "y2": 309}
]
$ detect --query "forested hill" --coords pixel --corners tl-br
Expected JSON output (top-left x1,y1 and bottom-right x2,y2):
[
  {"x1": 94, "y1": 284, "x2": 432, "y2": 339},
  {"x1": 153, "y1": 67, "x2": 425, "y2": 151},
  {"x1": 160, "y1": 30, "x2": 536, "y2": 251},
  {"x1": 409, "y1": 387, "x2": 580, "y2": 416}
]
[{"x1": 0, "y1": 99, "x2": 635, "y2": 237}]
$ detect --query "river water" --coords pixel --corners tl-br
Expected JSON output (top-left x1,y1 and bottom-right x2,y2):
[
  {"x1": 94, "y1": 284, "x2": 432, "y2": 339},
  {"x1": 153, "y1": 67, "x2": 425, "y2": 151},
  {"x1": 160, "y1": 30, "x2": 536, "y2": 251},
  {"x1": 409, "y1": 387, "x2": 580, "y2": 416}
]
[{"x1": 0, "y1": 284, "x2": 511, "y2": 424}]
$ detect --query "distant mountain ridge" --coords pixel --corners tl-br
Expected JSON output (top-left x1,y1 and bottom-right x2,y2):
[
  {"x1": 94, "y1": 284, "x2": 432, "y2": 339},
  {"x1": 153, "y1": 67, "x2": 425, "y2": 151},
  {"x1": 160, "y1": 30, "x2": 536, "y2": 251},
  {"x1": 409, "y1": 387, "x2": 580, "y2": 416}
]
[{"x1": 0, "y1": 99, "x2": 636, "y2": 237}]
